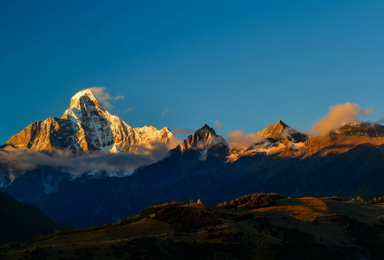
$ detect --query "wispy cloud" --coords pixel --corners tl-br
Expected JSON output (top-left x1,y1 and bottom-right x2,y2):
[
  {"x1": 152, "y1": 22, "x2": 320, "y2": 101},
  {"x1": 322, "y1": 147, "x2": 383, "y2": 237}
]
[
  {"x1": 125, "y1": 107, "x2": 134, "y2": 113},
  {"x1": 113, "y1": 95, "x2": 125, "y2": 100},
  {"x1": 310, "y1": 102, "x2": 373, "y2": 136},
  {"x1": 215, "y1": 120, "x2": 223, "y2": 130},
  {"x1": 0, "y1": 144, "x2": 171, "y2": 173},
  {"x1": 161, "y1": 109, "x2": 172, "y2": 116},
  {"x1": 88, "y1": 86, "x2": 125, "y2": 110}
]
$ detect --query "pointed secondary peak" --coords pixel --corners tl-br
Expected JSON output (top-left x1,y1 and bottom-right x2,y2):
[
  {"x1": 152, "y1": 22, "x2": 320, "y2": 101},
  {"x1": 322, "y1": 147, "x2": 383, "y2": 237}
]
[
  {"x1": 260, "y1": 120, "x2": 290, "y2": 135},
  {"x1": 194, "y1": 124, "x2": 217, "y2": 137},
  {"x1": 275, "y1": 119, "x2": 288, "y2": 127},
  {"x1": 69, "y1": 89, "x2": 104, "y2": 110},
  {"x1": 178, "y1": 124, "x2": 228, "y2": 157},
  {"x1": 258, "y1": 120, "x2": 308, "y2": 143}
]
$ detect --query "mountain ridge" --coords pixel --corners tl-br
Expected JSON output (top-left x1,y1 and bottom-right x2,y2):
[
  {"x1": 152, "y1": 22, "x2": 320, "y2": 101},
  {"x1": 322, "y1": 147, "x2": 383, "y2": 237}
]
[{"x1": 2, "y1": 89, "x2": 384, "y2": 228}]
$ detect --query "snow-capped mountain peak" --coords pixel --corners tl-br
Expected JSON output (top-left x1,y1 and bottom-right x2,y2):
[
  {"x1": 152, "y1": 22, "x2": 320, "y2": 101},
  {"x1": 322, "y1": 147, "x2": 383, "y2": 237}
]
[
  {"x1": 179, "y1": 124, "x2": 220, "y2": 151},
  {"x1": 228, "y1": 120, "x2": 308, "y2": 162},
  {"x1": 177, "y1": 124, "x2": 229, "y2": 161},
  {"x1": 256, "y1": 119, "x2": 308, "y2": 143},
  {"x1": 69, "y1": 89, "x2": 103, "y2": 110},
  {"x1": 6, "y1": 89, "x2": 174, "y2": 154},
  {"x1": 333, "y1": 121, "x2": 384, "y2": 138}
]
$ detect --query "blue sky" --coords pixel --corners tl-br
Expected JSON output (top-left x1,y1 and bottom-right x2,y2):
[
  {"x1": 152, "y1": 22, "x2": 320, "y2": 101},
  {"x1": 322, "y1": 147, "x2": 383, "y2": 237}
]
[{"x1": 1, "y1": 1, "x2": 384, "y2": 144}]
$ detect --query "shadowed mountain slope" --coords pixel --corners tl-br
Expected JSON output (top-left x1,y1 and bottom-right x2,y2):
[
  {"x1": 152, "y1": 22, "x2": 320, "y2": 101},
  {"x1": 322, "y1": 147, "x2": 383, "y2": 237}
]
[{"x1": 0, "y1": 191, "x2": 70, "y2": 244}]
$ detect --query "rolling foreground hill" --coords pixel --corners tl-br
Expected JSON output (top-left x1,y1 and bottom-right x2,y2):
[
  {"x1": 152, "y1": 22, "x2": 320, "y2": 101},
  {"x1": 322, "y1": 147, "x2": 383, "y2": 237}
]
[{"x1": 2, "y1": 194, "x2": 384, "y2": 260}]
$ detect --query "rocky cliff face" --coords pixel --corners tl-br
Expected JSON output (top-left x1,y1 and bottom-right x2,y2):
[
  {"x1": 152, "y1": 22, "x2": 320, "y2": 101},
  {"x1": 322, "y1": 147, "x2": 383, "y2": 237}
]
[
  {"x1": 177, "y1": 124, "x2": 229, "y2": 161},
  {"x1": 228, "y1": 120, "x2": 309, "y2": 161},
  {"x1": 6, "y1": 89, "x2": 174, "y2": 154}
]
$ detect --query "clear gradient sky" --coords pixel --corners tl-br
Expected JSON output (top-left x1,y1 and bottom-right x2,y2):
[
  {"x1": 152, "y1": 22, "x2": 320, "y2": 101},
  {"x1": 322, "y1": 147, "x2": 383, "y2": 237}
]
[{"x1": 1, "y1": 1, "x2": 384, "y2": 144}]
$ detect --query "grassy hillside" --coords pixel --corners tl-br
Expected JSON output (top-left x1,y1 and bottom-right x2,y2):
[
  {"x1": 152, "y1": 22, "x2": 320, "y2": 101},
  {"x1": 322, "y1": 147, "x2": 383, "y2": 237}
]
[{"x1": 2, "y1": 193, "x2": 384, "y2": 259}]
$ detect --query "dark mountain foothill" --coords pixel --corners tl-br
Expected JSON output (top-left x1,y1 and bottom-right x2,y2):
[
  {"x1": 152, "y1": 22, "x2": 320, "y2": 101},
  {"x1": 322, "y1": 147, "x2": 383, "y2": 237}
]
[{"x1": 0, "y1": 191, "x2": 70, "y2": 244}]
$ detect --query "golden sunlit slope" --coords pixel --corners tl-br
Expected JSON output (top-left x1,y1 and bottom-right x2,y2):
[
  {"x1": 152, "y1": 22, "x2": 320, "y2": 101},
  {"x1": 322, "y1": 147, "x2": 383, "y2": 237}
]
[{"x1": 2, "y1": 194, "x2": 384, "y2": 260}]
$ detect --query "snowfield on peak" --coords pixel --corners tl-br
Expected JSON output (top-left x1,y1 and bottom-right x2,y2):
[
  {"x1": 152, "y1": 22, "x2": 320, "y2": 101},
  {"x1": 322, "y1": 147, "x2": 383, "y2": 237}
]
[
  {"x1": 0, "y1": 89, "x2": 178, "y2": 186},
  {"x1": 7, "y1": 89, "x2": 175, "y2": 154},
  {"x1": 227, "y1": 120, "x2": 308, "y2": 162}
]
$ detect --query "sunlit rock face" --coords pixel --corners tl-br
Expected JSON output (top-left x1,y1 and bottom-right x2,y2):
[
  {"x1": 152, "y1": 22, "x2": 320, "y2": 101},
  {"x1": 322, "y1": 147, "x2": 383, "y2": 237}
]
[
  {"x1": 177, "y1": 124, "x2": 229, "y2": 161},
  {"x1": 332, "y1": 121, "x2": 384, "y2": 138},
  {"x1": 228, "y1": 120, "x2": 384, "y2": 162},
  {"x1": 1, "y1": 89, "x2": 175, "y2": 188},
  {"x1": 6, "y1": 89, "x2": 174, "y2": 154},
  {"x1": 227, "y1": 120, "x2": 309, "y2": 162}
]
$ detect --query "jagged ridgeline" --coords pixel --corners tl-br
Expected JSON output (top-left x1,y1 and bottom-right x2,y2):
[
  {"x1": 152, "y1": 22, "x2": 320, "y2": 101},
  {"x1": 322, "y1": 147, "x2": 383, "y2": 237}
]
[
  {"x1": 6, "y1": 89, "x2": 174, "y2": 153},
  {"x1": 2, "y1": 89, "x2": 384, "y2": 228},
  {"x1": 0, "y1": 89, "x2": 177, "y2": 187}
]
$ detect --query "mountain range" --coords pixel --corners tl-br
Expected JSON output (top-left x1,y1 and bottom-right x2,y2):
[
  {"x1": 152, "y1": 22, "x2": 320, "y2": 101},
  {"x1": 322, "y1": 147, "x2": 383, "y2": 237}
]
[{"x1": 2, "y1": 89, "x2": 384, "y2": 227}]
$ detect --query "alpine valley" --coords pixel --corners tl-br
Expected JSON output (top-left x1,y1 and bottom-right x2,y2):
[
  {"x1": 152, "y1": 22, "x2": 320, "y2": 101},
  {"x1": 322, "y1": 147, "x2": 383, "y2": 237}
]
[{"x1": 2, "y1": 89, "x2": 384, "y2": 229}]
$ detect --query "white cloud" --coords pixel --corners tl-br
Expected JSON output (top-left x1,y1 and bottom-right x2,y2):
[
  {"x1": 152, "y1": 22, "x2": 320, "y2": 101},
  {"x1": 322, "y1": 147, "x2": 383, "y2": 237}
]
[
  {"x1": 125, "y1": 107, "x2": 134, "y2": 113},
  {"x1": 161, "y1": 109, "x2": 172, "y2": 116},
  {"x1": 0, "y1": 143, "x2": 171, "y2": 173},
  {"x1": 88, "y1": 87, "x2": 125, "y2": 111}
]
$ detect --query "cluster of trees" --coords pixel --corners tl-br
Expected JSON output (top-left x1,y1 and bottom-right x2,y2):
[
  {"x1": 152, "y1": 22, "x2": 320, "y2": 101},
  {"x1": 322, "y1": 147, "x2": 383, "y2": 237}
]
[
  {"x1": 353, "y1": 196, "x2": 384, "y2": 204},
  {"x1": 217, "y1": 192, "x2": 283, "y2": 209},
  {"x1": 321, "y1": 195, "x2": 384, "y2": 204},
  {"x1": 320, "y1": 196, "x2": 348, "y2": 201},
  {"x1": 153, "y1": 204, "x2": 221, "y2": 232}
]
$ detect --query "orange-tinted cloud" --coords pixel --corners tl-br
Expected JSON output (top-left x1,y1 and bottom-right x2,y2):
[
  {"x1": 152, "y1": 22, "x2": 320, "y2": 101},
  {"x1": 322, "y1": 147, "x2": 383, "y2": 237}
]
[
  {"x1": 215, "y1": 120, "x2": 223, "y2": 130},
  {"x1": 227, "y1": 130, "x2": 263, "y2": 149},
  {"x1": 311, "y1": 102, "x2": 372, "y2": 136}
]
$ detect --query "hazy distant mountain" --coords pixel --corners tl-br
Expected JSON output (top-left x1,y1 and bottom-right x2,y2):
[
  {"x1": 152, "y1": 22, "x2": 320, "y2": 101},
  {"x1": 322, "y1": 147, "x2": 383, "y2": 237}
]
[{"x1": 0, "y1": 191, "x2": 70, "y2": 244}]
